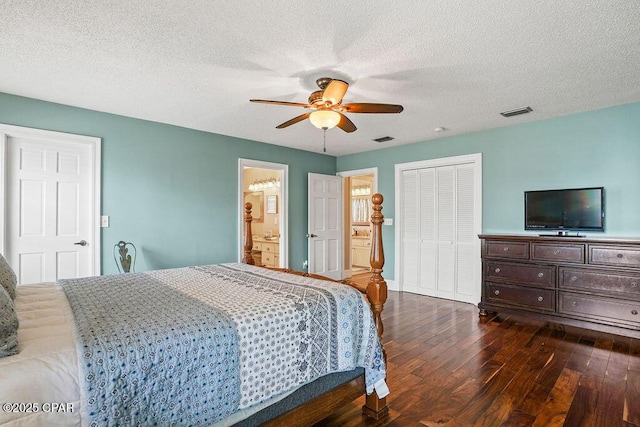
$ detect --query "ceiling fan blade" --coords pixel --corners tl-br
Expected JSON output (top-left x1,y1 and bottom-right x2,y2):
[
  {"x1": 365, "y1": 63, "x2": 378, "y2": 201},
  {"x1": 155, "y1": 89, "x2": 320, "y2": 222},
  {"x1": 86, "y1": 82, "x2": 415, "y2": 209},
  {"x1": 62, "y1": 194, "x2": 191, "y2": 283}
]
[
  {"x1": 337, "y1": 113, "x2": 357, "y2": 133},
  {"x1": 250, "y1": 99, "x2": 310, "y2": 108},
  {"x1": 341, "y1": 103, "x2": 404, "y2": 113},
  {"x1": 276, "y1": 112, "x2": 311, "y2": 129},
  {"x1": 322, "y1": 80, "x2": 349, "y2": 106}
]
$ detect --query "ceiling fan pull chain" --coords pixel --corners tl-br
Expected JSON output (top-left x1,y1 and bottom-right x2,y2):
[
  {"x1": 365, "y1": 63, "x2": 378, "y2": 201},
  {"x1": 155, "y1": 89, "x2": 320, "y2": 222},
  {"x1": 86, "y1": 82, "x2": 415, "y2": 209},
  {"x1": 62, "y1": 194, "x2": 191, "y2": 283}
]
[{"x1": 323, "y1": 128, "x2": 327, "y2": 152}]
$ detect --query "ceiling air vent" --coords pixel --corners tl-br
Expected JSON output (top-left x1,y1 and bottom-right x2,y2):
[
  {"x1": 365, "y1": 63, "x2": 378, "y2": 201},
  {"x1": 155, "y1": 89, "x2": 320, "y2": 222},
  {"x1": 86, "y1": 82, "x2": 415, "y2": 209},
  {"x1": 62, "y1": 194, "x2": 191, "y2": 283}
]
[
  {"x1": 500, "y1": 106, "x2": 533, "y2": 117},
  {"x1": 373, "y1": 136, "x2": 394, "y2": 143}
]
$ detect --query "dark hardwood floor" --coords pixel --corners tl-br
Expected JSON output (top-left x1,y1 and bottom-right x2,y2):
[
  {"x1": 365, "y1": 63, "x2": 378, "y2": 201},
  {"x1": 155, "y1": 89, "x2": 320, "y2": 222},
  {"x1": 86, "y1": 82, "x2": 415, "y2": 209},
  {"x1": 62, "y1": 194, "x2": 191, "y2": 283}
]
[{"x1": 315, "y1": 282, "x2": 640, "y2": 426}]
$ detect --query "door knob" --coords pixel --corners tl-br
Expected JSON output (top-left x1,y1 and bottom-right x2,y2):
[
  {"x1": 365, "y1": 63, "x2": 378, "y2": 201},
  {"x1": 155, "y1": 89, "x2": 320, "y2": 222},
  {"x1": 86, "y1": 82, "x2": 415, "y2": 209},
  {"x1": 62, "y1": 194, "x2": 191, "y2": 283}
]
[
  {"x1": 74, "y1": 240, "x2": 88, "y2": 246},
  {"x1": 306, "y1": 234, "x2": 318, "y2": 238}
]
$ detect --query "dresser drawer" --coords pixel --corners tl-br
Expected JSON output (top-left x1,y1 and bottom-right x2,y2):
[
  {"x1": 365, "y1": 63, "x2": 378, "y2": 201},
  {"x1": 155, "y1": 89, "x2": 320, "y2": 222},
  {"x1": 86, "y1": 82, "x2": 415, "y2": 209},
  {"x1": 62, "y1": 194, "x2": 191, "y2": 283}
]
[
  {"x1": 589, "y1": 246, "x2": 640, "y2": 268},
  {"x1": 352, "y1": 238, "x2": 371, "y2": 248},
  {"x1": 262, "y1": 242, "x2": 278, "y2": 253},
  {"x1": 252, "y1": 242, "x2": 262, "y2": 251},
  {"x1": 560, "y1": 268, "x2": 640, "y2": 296},
  {"x1": 487, "y1": 283, "x2": 555, "y2": 312},
  {"x1": 559, "y1": 292, "x2": 640, "y2": 325},
  {"x1": 485, "y1": 241, "x2": 529, "y2": 260},
  {"x1": 532, "y1": 243, "x2": 585, "y2": 263},
  {"x1": 262, "y1": 252, "x2": 276, "y2": 266},
  {"x1": 486, "y1": 262, "x2": 555, "y2": 288}
]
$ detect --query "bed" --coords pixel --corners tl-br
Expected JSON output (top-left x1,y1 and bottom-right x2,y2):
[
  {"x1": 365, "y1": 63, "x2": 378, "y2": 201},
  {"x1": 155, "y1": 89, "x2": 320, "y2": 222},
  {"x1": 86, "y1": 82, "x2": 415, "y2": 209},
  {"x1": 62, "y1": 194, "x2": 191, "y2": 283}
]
[{"x1": 0, "y1": 194, "x2": 389, "y2": 426}]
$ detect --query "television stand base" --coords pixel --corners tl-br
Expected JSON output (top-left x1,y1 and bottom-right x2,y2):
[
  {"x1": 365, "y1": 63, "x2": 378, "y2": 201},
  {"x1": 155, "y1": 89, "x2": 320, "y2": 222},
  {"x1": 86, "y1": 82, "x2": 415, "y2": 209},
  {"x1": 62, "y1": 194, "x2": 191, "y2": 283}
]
[{"x1": 539, "y1": 232, "x2": 585, "y2": 238}]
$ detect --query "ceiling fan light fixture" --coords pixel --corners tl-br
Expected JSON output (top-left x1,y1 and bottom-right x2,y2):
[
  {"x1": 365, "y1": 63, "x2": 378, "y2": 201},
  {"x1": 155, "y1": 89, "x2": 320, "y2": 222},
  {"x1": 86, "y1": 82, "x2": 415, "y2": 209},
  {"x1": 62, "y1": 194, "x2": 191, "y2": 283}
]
[{"x1": 309, "y1": 110, "x2": 341, "y2": 129}]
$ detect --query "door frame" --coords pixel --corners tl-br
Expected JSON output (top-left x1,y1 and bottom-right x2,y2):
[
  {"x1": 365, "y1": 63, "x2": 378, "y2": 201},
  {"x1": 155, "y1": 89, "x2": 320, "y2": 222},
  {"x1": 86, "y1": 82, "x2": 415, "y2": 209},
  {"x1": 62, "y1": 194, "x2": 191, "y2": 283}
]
[
  {"x1": 337, "y1": 167, "x2": 378, "y2": 279},
  {"x1": 0, "y1": 123, "x2": 102, "y2": 275},
  {"x1": 238, "y1": 158, "x2": 288, "y2": 268},
  {"x1": 394, "y1": 153, "x2": 482, "y2": 299}
]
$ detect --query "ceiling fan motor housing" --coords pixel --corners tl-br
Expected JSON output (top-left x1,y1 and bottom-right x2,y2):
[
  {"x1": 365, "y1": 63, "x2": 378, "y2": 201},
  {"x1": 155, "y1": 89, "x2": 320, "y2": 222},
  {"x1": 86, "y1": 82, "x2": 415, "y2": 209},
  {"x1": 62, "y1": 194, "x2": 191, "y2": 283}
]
[{"x1": 308, "y1": 90, "x2": 324, "y2": 106}]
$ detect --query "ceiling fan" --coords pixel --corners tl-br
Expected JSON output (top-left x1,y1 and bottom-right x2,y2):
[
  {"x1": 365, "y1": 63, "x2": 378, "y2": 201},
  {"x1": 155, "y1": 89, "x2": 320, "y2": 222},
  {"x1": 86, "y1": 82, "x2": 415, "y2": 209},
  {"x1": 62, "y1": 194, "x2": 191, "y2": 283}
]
[{"x1": 250, "y1": 77, "x2": 403, "y2": 133}]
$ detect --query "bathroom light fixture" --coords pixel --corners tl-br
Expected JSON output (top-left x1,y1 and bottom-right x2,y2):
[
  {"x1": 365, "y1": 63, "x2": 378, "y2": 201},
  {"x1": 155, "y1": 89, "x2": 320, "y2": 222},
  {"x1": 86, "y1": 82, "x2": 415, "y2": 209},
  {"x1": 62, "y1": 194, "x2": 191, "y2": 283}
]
[
  {"x1": 351, "y1": 185, "x2": 371, "y2": 196},
  {"x1": 248, "y1": 178, "x2": 280, "y2": 192},
  {"x1": 309, "y1": 110, "x2": 341, "y2": 130}
]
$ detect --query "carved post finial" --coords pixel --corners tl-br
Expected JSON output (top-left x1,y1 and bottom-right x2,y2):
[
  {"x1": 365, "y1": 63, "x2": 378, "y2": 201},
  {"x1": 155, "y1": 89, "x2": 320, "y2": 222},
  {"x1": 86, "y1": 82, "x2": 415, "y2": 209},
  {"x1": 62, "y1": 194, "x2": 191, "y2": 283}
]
[{"x1": 242, "y1": 202, "x2": 255, "y2": 265}]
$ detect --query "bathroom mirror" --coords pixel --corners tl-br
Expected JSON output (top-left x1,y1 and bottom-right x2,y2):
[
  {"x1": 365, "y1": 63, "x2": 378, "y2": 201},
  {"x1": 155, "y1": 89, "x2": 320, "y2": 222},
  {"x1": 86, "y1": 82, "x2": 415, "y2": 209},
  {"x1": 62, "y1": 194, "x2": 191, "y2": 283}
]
[{"x1": 244, "y1": 191, "x2": 263, "y2": 222}]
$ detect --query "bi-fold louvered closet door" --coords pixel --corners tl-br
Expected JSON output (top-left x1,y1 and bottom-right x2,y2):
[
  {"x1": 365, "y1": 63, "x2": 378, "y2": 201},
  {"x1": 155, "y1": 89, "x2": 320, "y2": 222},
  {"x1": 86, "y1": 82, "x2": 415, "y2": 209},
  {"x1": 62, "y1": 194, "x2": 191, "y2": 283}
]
[{"x1": 398, "y1": 154, "x2": 481, "y2": 305}]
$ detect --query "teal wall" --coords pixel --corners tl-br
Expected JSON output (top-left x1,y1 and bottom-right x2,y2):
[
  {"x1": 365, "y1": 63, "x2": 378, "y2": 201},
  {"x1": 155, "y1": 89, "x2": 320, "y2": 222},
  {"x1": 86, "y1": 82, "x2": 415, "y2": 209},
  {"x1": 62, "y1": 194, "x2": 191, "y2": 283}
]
[
  {"x1": 0, "y1": 92, "x2": 336, "y2": 274},
  {"x1": 3, "y1": 91, "x2": 639, "y2": 281},
  {"x1": 337, "y1": 102, "x2": 640, "y2": 280}
]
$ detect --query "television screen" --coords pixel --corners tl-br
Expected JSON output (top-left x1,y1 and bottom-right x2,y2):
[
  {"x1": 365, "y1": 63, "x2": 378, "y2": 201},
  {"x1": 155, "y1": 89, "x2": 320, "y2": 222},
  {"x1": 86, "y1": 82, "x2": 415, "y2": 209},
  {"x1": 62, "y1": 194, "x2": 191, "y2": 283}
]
[{"x1": 525, "y1": 187, "x2": 604, "y2": 231}]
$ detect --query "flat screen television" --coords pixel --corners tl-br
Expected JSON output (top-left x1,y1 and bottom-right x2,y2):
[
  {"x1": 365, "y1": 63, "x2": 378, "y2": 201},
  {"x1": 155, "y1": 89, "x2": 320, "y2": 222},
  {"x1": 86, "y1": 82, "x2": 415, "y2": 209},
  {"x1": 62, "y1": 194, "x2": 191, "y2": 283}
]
[{"x1": 524, "y1": 187, "x2": 604, "y2": 233}]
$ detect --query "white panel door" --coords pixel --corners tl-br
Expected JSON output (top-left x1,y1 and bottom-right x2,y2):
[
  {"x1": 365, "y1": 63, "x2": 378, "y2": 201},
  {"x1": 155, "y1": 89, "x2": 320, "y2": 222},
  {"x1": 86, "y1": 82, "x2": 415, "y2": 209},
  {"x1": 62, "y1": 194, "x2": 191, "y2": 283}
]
[
  {"x1": 455, "y1": 163, "x2": 479, "y2": 304},
  {"x1": 5, "y1": 131, "x2": 98, "y2": 284},
  {"x1": 436, "y1": 166, "x2": 456, "y2": 300},
  {"x1": 308, "y1": 173, "x2": 342, "y2": 280},
  {"x1": 418, "y1": 169, "x2": 436, "y2": 295},
  {"x1": 400, "y1": 170, "x2": 419, "y2": 293}
]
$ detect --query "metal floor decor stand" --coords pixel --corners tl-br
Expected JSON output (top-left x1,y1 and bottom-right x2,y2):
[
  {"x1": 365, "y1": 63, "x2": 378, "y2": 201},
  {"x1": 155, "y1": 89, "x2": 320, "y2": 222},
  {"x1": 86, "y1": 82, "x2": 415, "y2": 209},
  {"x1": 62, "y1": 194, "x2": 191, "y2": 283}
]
[{"x1": 113, "y1": 241, "x2": 136, "y2": 273}]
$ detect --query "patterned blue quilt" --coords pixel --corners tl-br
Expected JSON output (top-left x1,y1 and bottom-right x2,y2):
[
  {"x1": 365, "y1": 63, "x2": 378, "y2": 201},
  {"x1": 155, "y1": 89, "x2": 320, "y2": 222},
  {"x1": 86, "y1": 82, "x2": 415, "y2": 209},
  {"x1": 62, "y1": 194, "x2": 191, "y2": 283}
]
[{"x1": 60, "y1": 263, "x2": 387, "y2": 426}]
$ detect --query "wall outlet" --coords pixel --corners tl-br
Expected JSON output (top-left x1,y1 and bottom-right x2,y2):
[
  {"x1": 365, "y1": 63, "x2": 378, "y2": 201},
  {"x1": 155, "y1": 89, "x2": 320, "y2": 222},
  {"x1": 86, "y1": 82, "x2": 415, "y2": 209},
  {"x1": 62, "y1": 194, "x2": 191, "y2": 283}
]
[
  {"x1": 303, "y1": 260, "x2": 308, "y2": 269},
  {"x1": 101, "y1": 215, "x2": 110, "y2": 228}
]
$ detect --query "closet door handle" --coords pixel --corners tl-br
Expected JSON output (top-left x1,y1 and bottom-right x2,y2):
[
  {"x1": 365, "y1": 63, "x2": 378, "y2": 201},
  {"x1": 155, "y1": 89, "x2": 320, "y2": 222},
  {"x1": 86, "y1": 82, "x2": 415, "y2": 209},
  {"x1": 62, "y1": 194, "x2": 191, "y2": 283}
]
[{"x1": 306, "y1": 234, "x2": 318, "y2": 238}]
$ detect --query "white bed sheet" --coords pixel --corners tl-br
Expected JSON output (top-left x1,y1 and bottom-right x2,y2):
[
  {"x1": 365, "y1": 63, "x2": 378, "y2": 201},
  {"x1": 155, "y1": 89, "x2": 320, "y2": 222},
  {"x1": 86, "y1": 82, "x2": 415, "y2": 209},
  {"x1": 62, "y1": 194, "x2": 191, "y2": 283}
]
[{"x1": 0, "y1": 282, "x2": 83, "y2": 426}]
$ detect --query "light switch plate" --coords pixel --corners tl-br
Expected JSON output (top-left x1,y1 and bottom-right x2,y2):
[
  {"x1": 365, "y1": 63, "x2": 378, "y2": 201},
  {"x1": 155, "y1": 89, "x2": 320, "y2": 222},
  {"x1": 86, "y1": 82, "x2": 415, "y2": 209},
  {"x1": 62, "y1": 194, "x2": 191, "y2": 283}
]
[
  {"x1": 384, "y1": 218, "x2": 393, "y2": 226},
  {"x1": 101, "y1": 215, "x2": 109, "y2": 228}
]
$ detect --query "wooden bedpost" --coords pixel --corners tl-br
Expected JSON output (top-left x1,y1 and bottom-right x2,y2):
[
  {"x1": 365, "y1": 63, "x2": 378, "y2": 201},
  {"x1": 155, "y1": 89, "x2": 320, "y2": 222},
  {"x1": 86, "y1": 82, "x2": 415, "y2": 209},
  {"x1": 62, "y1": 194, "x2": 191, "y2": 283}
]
[
  {"x1": 362, "y1": 193, "x2": 389, "y2": 420},
  {"x1": 242, "y1": 202, "x2": 255, "y2": 265}
]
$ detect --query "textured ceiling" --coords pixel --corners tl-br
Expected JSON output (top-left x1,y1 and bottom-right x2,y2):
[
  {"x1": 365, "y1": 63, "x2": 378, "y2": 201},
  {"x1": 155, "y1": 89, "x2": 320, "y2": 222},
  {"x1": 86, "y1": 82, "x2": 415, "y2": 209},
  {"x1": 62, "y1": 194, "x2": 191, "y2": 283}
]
[{"x1": 1, "y1": 1, "x2": 639, "y2": 156}]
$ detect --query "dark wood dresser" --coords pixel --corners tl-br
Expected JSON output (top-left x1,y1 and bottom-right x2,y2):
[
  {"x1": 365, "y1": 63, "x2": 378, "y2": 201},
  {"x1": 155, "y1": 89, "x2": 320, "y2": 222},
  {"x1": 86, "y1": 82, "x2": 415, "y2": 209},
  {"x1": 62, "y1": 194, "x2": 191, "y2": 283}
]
[{"x1": 479, "y1": 234, "x2": 640, "y2": 338}]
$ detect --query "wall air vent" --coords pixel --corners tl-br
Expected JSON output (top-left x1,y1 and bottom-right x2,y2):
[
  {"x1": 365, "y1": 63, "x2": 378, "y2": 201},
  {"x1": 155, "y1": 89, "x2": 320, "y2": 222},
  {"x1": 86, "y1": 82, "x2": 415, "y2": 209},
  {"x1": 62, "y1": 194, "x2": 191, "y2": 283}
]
[
  {"x1": 373, "y1": 136, "x2": 394, "y2": 143},
  {"x1": 500, "y1": 106, "x2": 533, "y2": 117}
]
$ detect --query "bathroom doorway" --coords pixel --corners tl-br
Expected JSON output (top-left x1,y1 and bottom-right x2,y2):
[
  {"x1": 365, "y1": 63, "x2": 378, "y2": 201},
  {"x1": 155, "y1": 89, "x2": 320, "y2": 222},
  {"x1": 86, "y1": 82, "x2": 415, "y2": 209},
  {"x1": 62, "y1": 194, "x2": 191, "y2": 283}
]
[
  {"x1": 337, "y1": 168, "x2": 377, "y2": 279},
  {"x1": 238, "y1": 159, "x2": 288, "y2": 268}
]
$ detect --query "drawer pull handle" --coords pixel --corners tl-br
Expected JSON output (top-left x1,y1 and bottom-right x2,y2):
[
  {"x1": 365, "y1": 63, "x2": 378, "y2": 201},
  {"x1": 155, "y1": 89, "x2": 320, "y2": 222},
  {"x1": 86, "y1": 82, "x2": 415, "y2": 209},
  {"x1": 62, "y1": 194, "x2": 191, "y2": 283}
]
[
  {"x1": 553, "y1": 249, "x2": 560, "y2": 255},
  {"x1": 571, "y1": 276, "x2": 578, "y2": 282},
  {"x1": 632, "y1": 310, "x2": 639, "y2": 316},
  {"x1": 571, "y1": 301, "x2": 577, "y2": 307},
  {"x1": 617, "y1": 253, "x2": 624, "y2": 258},
  {"x1": 494, "y1": 290, "x2": 500, "y2": 296},
  {"x1": 494, "y1": 268, "x2": 501, "y2": 274},
  {"x1": 537, "y1": 296, "x2": 544, "y2": 302},
  {"x1": 632, "y1": 282, "x2": 638, "y2": 288},
  {"x1": 538, "y1": 272, "x2": 544, "y2": 278},
  {"x1": 503, "y1": 247, "x2": 510, "y2": 252}
]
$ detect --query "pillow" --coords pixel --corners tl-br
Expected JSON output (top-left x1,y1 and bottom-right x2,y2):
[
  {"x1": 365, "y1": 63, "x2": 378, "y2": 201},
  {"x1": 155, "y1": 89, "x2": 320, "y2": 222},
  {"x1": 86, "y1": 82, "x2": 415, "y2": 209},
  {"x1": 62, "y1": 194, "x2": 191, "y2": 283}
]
[
  {"x1": 0, "y1": 252, "x2": 17, "y2": 300},
  {"x1": 0, "y1": 286, "x2": 19, "y2": 357}
]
